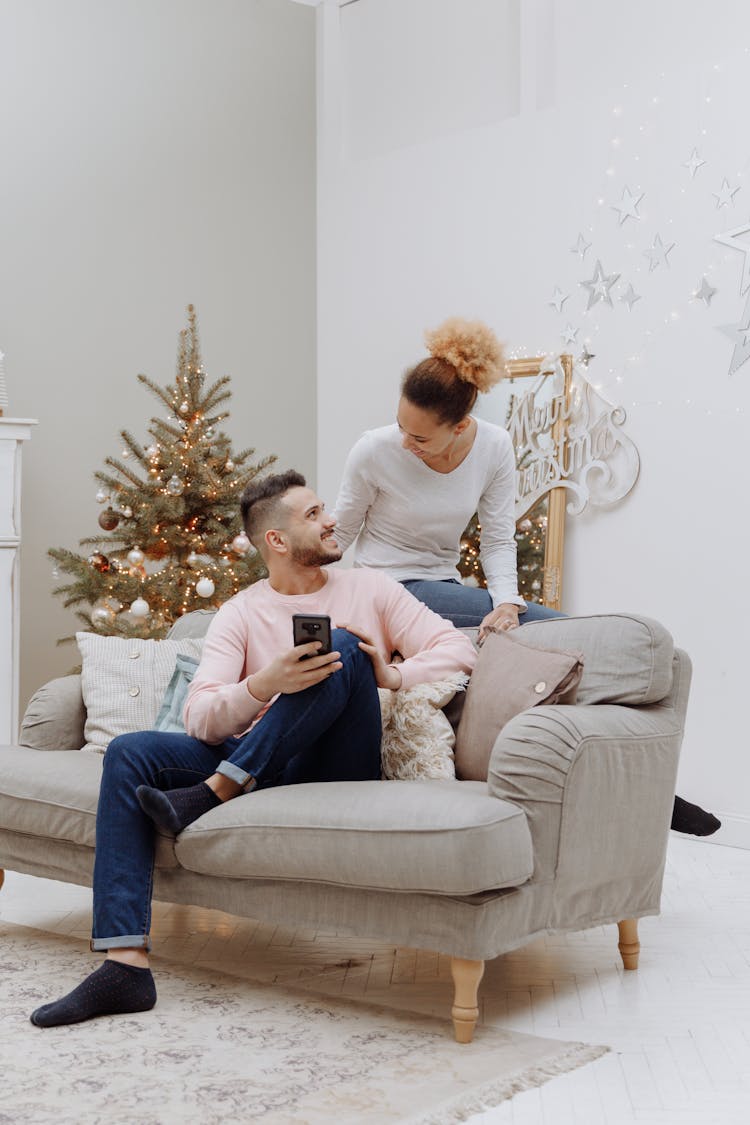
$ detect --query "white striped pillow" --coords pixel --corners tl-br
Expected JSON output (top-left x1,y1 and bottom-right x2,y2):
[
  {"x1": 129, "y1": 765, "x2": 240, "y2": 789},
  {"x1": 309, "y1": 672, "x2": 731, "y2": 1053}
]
[{"x1": 76, "y1": 633, "x2": 204, "y2": 753}]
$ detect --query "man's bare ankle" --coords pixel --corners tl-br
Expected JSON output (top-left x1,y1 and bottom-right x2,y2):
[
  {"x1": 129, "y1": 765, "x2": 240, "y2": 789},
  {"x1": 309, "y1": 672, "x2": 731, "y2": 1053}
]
[
  {"x1": 205, "y1": 774, "x2": 243, "y2": 802},
  {"x1": 107, "y1": 948, "x2": 150, "y2": 969}
]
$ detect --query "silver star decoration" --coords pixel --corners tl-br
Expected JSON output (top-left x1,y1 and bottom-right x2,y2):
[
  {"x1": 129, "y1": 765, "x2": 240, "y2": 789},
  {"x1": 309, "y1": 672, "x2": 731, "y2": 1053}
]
[
  {"x1": 611, "y1": 186, "x2": 644, "y2": 225},
  {"x1": 579, "y1": 345, "x2": 596, "y2": 367},
  {"x1": 692, "y1": 276, "x2": 717, "y2": 307},
  {"x1": 714, "y1": 220, "x2": 750, "y2": 294},
  {"x1": 718, "y1": 291, "x2": 750, "y2": 375},
  {"x1": 581, "y1": 259, "x2": 620, "y2": 309},
  {"x1": 713, "y1": 178, "x2": 740, "y2": 209},
  {"x1": 619, "y1": 283, "x2": 642, "y2": 311},
  {"x1": 570, "y1": 232, "x2": 591, "y2": 259},
  {"x1": 549, "y1": 287, "x2": 569, "y2": 313},
  {"x1": 683, "y1": 147, "x2": 706, "y2": 178},
  {"x1": 561, "y1": 324, "x2": 579, "y2": 346},
  {"x1": 643, "y1": 233, "x2": 675, "y2": 272}
]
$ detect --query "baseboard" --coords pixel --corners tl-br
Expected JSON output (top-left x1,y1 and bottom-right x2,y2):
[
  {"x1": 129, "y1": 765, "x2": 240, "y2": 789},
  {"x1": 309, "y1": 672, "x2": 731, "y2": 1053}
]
[{"x1": 682, "y1": 812, "x2": 750, "y2": 850}]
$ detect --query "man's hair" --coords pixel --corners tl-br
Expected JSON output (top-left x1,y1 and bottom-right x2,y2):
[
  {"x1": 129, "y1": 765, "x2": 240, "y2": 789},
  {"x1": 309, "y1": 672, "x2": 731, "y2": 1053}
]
[{"x1": 240, "y1": 470, "x2": 307, "y2": 549}]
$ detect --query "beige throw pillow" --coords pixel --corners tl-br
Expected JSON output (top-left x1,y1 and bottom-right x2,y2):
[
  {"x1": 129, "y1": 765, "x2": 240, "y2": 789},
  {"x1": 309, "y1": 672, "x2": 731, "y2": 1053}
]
[
  {"x1": 77, "y1": 633, "x2": 204, "y2": 753},
  {"x1": 455, "y1": 629, "x2": 583, "y2": 781},
  {"x1": 379, "y1": 674, "x2": 469, "y2": 780}
]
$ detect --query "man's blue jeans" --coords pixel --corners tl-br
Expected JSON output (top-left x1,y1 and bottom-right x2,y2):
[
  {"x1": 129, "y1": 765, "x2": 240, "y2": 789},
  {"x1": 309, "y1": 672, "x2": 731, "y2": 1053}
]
[
  {"x1": 91, "y1": 629, "x2": 381, "y2": 951},
  {"x1": 400, "y1": 579, "x2": 564, "y2": 629}
]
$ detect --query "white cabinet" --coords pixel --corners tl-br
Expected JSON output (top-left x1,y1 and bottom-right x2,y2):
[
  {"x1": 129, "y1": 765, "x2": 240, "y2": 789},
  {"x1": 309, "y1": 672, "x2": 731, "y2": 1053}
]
[{"x1": 0, "y1": 418, "x2": 37, "y2": 744}]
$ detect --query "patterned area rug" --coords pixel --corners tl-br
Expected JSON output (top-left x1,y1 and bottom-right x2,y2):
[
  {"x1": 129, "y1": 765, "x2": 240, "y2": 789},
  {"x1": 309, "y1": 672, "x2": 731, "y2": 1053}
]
[{"x1": 1, "y1": 922, "x2": 607, "y2": 1124}]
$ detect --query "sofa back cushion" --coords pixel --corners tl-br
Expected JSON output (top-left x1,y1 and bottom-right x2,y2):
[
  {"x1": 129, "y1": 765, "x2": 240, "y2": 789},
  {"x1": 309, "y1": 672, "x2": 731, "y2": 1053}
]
[
  {"x1": 461, "y1": 614, "x2": 673, "y2": 708},
  {"x1": 515, "y1": 614, "x2": 674, "y2": 705}
]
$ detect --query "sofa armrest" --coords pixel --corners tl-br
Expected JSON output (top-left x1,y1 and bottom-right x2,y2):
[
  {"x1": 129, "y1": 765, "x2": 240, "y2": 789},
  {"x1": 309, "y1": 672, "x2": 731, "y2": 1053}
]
[
  {"x1": 20, "y1": 675, "x2": 86, "y2": 752},
  {"x1": 487, "y1": 699, "x2": 684, "y2": 890}
]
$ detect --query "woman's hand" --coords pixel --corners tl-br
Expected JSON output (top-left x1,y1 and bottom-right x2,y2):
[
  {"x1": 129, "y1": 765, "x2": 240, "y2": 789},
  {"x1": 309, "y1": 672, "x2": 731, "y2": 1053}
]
[
  {"x1": 338, "y1": 624, "x2": 402, "y2": 691},
  {"x1": 478, "y1": 603, "x2": 520, "y2": 642},
  {"x1": 247, "y1": 644, "x2": 342, "y2": 701}
]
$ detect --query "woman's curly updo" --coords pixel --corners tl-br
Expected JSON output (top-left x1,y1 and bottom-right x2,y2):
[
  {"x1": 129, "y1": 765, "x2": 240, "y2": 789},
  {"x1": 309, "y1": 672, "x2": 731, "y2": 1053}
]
[{"x1": 401, "y1": 317, "x2": 506, "y2": 425}]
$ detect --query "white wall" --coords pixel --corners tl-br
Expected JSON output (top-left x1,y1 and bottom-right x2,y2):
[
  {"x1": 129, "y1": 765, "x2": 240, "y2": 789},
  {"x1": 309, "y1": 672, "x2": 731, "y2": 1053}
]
[
  {"x1": 317, "y1": 0, "x2": 750, "y2": 841},
  {"x1": 0, "y1": 0, "x2": 316, "y2": 716}
]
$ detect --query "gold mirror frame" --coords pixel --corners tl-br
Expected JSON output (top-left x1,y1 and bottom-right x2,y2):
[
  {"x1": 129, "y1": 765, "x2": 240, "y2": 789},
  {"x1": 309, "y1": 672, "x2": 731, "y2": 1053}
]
[{"x1": 459, "y1": 354, "x2": 572, "y2": 611}]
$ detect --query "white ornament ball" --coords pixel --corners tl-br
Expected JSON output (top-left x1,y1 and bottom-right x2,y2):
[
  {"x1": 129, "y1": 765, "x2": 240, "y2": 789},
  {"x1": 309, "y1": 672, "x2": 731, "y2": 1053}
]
[
  {"x1": 145, "y1": 445, "x2": 159, "y2": 460},
  {"x1": 121, "y1": 506, "x2": 133, "y2": 519},
  {"x1": 91, "y1": 605, "x2": 113, "y2": 627},
  {"x1": 127, "y1": 547, "x2": 145, "y2": 567},
  {"x1": 231, "y1": 533, "x2": 251, "y2": 556},
  {"x1": 462, "y1": 575, "x2": 480, "y2": 588},
  {"x1": 167, "y1": 474, "x2": 185, "y2": 496},
  {"x1": 130, "y1": 597, "x2": 150, "y2": 618},
  {"x1": 225, "y1": 459, "x2": 234, "y2": 472},
  {"x1": 196, "y1": 577, "x2": 215, "y2": 598},
  {"x1": 95, "y1": 488, "x2": 109, "y2": 505},
  {"x1": 186, "y1": 551, "x2": 200, "y2": 568}
]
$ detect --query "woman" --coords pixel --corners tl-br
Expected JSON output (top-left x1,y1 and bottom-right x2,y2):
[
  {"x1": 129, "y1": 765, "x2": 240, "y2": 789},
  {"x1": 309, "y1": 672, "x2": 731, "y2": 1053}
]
[
  {"x1": 333, "y1": 316, "x2": 720, "y2": 838},
  {"x1": 332, "y1": 317, "x2": 560, "y2": 637}
]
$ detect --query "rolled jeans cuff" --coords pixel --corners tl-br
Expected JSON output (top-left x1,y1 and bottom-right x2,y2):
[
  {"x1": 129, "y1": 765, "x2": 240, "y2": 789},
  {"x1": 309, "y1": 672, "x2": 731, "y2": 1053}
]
[
  {"x1": 90, "y1": 934, "x2": 152, "y2": 953},
  {"x1": 217, "y1": 759, "x2": 257, "y2": 791}
]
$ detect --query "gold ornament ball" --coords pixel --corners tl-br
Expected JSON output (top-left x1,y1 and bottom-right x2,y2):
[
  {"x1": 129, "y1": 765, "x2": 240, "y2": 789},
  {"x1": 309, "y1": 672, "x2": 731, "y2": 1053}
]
[
  {"x1": 98, "y1": 508, "x2": 120, "y2": 531},
  {"x1": 87, "y1": 552, "x2": 111, "y2": 573}
]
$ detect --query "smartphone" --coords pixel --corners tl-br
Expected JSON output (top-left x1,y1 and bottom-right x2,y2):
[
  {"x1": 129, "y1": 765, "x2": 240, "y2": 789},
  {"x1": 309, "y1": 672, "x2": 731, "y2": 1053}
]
[{"x1": 292, "y1": 614, "x2": 333, "y2": 659}]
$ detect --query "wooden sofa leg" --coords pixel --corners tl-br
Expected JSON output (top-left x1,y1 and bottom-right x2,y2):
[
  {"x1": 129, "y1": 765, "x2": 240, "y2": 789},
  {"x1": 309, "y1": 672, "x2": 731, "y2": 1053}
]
[
  {"x1": 0, "y1": 869, "x2": 4, "y2": 891},
  {"x1": 450, "y1": 957, "x2": 485, "y2": 1043},
  {"x1": 618, "y1": 918, "x2": 640, "y2": 970}
]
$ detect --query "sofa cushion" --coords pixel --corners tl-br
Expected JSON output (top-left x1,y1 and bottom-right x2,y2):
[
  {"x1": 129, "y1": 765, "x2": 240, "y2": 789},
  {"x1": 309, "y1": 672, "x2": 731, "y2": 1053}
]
[
  {"x1": 0, "y1": 747, "x2": 177, "y2": 868},
  {"x1": 77, "y1": 633, "x2": 204, "y2": 753},
  {"x1": 174, "y1": 779, "x2": 533, "y2": 895}
]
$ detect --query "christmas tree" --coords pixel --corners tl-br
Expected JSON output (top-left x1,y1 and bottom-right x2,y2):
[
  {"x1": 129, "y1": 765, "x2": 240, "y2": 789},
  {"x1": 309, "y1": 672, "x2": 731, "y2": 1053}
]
[
  {"x1": 458, "y1": 390, "x2": 548, "y2": 603},
  {"x1": 49, "y1": 306, "x2": 276, "y2": 641},
  {"x1": 458, "y1": 500, "x2": 548, "y2": 603}
]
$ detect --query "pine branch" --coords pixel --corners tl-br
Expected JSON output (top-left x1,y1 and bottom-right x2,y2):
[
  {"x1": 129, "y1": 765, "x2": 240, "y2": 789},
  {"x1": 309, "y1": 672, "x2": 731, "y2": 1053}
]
[{"x1": 137, "y1": 373, "x2": 178, "y2": 413}]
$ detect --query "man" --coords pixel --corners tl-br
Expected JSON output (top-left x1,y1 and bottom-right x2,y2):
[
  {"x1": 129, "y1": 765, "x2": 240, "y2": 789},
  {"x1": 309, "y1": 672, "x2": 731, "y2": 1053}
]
[{"x1": 31, "y1": 469, "x2": 476, "y2": 1027}]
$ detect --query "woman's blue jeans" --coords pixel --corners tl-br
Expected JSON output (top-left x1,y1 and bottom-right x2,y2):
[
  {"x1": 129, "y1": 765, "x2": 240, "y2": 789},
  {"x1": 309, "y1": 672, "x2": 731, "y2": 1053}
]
[
  {"x1": 400, "y1": 578, "x2": 564, "y2": 629},
  {"x1": 91, "y1": 629, "x2": 381, "y2": 951}
]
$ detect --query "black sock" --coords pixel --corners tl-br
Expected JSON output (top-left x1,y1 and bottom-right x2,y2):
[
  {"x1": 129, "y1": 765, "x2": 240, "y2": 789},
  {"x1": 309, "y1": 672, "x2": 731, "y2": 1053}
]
[
  {"x1": 671, "y1": 795, "x2": 721, "y2": 836},
  {"x1": 30, "y1": 960, "x2": 156, "y2": 1027},
  {"x1": 136, "y1": 780, "x2": 222, "y2": 835}
]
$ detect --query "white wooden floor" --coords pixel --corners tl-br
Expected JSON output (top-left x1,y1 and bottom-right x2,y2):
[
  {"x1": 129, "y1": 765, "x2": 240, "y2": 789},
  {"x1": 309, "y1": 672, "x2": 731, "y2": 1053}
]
[{"x1": 2, "y1": 835, "x2": 749, "y2": 1124}]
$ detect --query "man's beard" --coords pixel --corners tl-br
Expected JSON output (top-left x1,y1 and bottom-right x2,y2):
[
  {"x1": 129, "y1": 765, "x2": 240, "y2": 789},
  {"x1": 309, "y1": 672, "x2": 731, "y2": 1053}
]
[{"x1": 291, "y1": 542, "x2": 342, "y2": 567}]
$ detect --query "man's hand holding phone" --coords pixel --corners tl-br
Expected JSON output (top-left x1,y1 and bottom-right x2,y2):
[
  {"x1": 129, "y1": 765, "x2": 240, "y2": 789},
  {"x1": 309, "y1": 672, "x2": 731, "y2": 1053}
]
[
  {"x1": 247, "y1": 642, "x2": 342, "y2": 702},
  {"x1": 246, "y1": 615, "x2": 340, "y2": 700}
]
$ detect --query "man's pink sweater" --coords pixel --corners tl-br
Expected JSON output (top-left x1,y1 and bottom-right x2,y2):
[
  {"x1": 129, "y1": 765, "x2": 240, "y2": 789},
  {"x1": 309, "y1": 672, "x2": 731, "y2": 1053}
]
[{"x1": 184, "y1": 567, "x2": 477, "y2": 744}]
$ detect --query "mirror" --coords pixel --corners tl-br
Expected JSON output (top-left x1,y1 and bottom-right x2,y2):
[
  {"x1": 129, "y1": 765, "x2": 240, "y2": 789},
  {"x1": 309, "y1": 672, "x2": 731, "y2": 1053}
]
[{"x1": 459, "y1": 354, "x2": 573, "y2": 610}]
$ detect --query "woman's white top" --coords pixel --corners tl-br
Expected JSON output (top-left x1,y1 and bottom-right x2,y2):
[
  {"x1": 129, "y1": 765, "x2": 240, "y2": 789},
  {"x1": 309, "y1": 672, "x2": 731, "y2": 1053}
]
[{"x1": 332, "y1": 418, "x2": 525, "y2": 608}]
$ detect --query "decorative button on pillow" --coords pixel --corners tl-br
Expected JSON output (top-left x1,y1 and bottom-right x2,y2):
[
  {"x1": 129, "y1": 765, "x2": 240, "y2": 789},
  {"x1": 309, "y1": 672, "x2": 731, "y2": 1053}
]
[
  {"x1": 455, "y1": 629, "x2": 583, "y2": 781},
  {"x1": 76, "y1": 633, "x2": 204, "y2": 753}
]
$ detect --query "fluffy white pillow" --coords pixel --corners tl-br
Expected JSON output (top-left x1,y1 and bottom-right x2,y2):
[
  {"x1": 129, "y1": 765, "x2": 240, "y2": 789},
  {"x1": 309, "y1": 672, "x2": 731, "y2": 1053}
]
[
  {"x1": 379, "y1": 674, "x2": 468, "y2": 780},
  {"x1": 76, "y1": 633, "x2": 204, "y2": 753}
]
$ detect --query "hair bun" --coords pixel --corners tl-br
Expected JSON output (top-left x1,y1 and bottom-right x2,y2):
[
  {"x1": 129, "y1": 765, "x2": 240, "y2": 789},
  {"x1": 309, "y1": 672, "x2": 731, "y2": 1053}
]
[{"x1": 424, "y1": 317, "x2": 505, "y2": 393}]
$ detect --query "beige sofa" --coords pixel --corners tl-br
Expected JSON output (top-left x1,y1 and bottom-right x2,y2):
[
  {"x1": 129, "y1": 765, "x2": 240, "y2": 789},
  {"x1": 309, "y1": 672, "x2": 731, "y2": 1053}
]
[{"x1": 0, "y1": 612, "x2": 690, "y2": 1042}]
